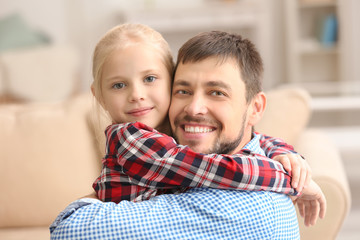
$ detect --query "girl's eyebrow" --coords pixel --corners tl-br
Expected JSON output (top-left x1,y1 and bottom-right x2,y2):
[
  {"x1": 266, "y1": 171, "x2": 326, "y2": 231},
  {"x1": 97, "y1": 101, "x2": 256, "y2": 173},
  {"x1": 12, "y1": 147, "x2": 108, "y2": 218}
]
[
  {"x1": 140, "y1": 68, "x2": 159, "y2": 75},
  {"x1": 104, "y1": 68, "x2": 160, "y2": 82},
  {"x1": 104, "y1": 75, "x2": 125, "y2": 83}
]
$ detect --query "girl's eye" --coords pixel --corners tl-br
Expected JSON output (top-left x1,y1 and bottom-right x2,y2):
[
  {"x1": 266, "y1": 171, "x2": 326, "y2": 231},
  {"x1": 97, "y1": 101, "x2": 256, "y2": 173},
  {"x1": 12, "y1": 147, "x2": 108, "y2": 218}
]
[
  {"x1": 112, "y1": 82, "x2": 126, "y2": 89},
  {"x1": 144, "y1": 76, "x2": 156, "y2": 83}
]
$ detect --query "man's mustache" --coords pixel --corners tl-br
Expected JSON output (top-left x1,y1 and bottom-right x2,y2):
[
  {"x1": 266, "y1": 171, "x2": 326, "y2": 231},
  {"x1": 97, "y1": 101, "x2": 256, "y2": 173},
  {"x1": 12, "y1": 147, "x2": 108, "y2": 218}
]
[{"x1": 174, "y1": 115, "x2": 221, "y2": 129}]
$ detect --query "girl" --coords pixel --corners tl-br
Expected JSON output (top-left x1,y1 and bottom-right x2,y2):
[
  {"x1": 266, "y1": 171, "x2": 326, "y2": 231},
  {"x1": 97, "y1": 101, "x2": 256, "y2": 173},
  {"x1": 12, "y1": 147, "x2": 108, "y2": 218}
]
[{"x1": 91, "y1": 23, "x2": 307, "y2": 203}]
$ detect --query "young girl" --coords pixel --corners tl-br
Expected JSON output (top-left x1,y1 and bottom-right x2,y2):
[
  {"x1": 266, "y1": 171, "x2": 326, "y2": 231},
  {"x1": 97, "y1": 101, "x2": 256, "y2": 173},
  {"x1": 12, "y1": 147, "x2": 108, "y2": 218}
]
[{"x1": 91, "y1": 23, "x2": 306, "y2": 203}]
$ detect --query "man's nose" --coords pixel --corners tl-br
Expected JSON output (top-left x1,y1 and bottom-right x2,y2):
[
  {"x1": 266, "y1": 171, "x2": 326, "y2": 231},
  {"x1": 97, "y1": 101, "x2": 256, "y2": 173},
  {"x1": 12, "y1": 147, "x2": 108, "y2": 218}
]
[
  {"x1": 128, "y1": 84, "x2": 145, "y2": 102},
  {"x1": 183, "y1": 95, "x2": 208, "y2": 116}
]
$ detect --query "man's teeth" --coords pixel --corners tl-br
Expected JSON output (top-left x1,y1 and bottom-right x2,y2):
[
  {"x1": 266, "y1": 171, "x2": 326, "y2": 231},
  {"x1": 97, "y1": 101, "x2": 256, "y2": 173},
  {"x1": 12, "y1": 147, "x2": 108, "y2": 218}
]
[{"x1": 184, "y1": 126, "x2": 213, "y2": 133}]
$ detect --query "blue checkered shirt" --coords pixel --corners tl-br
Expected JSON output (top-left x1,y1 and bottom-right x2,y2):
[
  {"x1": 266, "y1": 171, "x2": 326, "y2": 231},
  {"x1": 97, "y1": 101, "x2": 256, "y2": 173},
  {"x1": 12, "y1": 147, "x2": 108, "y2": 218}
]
[{"x1": 50, "y1": 133, "x2": 300, "y2": 239}]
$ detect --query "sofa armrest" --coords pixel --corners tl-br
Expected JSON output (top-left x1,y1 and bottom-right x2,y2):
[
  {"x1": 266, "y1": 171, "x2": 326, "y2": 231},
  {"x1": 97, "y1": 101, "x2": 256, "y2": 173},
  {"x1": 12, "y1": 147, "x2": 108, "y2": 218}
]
[{"x1": 294, "y1": 129, "x2": 351, "y2": 240}]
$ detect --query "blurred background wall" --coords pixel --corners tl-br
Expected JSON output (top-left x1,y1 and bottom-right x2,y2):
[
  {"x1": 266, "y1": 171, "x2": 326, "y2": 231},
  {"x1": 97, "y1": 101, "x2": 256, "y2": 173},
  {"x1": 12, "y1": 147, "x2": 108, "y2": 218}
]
[
  {"x1": 1, "y1": 0, "x2": 359, "y2": 92},
  {"x1": 0, "y1": 0, "x2": 281, "y2": 92}
]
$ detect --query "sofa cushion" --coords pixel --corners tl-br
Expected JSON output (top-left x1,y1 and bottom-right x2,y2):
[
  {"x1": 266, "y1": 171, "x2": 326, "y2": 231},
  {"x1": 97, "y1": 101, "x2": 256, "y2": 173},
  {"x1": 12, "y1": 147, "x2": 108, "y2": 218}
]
[
  {"x1": 0, "y1": 45, "x2": 80, "y2": 102},
  {"x1": 0, "y1": 93, "x2": 100, "y2": 228},
  {"x1": 0, "y1": 13, "x2": 50, "y2": 53},
  {"x1": 256, "y1": 87, "x2": 311, "y2": 145}
]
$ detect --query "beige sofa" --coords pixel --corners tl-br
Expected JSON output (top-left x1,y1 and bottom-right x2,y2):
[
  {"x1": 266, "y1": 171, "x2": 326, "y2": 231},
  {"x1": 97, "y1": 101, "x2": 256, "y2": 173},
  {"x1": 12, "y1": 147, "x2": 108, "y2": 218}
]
[{"x1": 0, "y1": 87, "x2": 351, "y2": 240}]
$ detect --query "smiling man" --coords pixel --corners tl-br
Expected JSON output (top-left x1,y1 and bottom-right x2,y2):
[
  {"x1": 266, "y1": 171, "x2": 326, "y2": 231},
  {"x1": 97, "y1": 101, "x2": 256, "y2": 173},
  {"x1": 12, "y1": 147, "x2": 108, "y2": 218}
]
[
  {"x1": 170, "y1": 58, "x2": 258, "y2": 154},
  {"x1": 169, "y1": 32, "x2": 266, "y2": 157},
  {"x1": 50, "y1": 31, "x2": 326, "y2": 240}
]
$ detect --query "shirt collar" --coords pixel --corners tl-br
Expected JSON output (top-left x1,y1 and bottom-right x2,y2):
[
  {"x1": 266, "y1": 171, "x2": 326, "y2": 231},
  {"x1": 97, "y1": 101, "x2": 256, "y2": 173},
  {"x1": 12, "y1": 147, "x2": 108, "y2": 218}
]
[{"x1": 242, "y1": 133, "x2": 265, "y2": 155}]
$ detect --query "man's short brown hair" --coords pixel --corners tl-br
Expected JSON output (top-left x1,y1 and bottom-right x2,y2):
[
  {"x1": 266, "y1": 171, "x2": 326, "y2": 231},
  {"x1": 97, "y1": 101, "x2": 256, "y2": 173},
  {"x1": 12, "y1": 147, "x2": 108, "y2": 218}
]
[{"x1": 175, "y1": 31, "x2": 263, "y2": 103}]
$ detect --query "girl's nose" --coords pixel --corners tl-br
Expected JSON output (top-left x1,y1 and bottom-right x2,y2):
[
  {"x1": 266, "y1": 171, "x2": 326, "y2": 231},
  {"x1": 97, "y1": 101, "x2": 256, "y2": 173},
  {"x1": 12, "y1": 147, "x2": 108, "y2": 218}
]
[{"x1": 128, "y1": 85, "x2": 145, "y2": 102}]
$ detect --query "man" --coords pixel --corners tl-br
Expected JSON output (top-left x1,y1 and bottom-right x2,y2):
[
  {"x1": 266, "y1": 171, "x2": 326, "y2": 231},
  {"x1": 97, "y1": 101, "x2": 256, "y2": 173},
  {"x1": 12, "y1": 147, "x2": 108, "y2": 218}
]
[{"x1": 50, "y1": 31, "x2": 326, "y2": 239}]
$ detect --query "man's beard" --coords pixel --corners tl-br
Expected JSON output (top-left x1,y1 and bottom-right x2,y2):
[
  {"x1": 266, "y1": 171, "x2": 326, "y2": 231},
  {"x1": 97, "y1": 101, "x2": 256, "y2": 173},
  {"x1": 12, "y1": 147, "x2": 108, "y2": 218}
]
[
  {"x1": 207, "y1": 113, "x2": 246, "y2": 154},
  {"x1": 172, "y1": 111, "x2": 247, "y2": 154}
]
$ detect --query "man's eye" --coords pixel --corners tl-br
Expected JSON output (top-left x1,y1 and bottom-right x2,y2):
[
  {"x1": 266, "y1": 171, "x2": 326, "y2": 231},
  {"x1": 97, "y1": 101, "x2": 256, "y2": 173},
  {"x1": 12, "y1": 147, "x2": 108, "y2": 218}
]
[
  {"x1": 210, "y1": 91, "x2": 225, "y2": 96},
  {"x1": 112, "y1": 82, "x2": 126, "y2": 89},
  {"x1": 144, "y1": 76, "x2": 156, "y2": 83},
  {"x1": 175, "y1": 90, "x2": 189, "y2": 95}
]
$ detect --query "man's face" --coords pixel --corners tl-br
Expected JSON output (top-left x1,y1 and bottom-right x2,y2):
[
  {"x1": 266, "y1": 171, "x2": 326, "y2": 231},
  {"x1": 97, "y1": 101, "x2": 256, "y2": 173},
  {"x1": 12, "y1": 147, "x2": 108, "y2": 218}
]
[{"x1": 169, "y1": 57, "x2": 253, "y2": 154}]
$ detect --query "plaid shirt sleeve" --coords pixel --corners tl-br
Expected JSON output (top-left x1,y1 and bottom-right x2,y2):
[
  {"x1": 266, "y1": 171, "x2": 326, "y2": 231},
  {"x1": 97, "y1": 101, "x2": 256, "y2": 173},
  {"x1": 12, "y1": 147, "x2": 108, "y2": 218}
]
[
  {"x1": 257, "y1": 133, "x2": 298, "y2": 158},
  {"x1": 107, "y1": 122, "x2": 297, "y2": 196}
]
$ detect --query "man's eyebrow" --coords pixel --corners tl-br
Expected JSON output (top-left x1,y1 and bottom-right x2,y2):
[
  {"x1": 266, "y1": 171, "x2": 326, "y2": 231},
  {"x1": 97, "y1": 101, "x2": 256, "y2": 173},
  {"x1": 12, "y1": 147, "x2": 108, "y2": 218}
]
[
  {"x1": 206, "y1": 81, "x2": 231, "y2": 91},
  {"x1": 173, "y1": 80, "x2": 191, "y2": 87},
  {"x1": 173, "y1": 80, "x2": 231, "y2": 89}
]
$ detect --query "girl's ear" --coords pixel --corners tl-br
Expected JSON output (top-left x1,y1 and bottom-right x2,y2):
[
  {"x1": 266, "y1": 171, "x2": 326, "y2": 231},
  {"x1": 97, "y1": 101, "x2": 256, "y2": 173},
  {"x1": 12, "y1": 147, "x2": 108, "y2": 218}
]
[
  {"x1": 247, "y1": 92, "x2": 266, "y2": 126},
  {"x1": 91, "y1": 84, "x2": 96, "y2": 97},
  {"x1": 91, "y1": 84, "x2": 106, "y2": 110}
]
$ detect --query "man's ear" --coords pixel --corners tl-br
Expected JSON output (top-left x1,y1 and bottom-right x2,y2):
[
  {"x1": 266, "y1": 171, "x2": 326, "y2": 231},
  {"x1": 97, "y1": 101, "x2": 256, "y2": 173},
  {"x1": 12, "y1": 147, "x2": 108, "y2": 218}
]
[{"x1": 248, "y1": 92, "x2": 266, "y2": 126}]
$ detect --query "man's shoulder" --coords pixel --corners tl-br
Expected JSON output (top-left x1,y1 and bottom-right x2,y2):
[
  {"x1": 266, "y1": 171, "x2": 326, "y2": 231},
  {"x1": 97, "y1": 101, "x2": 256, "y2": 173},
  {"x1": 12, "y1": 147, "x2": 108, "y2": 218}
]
[{"x1": 50, "y1": 188, "x2": 297, "y2": 239}]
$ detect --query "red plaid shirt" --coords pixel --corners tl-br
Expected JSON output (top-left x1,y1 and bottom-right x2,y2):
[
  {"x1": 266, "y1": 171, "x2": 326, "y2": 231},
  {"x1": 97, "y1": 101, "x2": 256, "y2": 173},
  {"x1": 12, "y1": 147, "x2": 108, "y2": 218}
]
[{"x1": 93, "y1": 122, "x2": 298, "y2": 203}]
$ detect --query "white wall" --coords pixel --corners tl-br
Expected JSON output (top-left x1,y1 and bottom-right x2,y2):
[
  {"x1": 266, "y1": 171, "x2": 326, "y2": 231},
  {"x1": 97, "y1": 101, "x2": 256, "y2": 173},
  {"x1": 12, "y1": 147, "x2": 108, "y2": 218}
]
[
  {"x1": 0, "y1": 0, "x2": 209, "y2": 89},
  {"x1": 0, "y1": 0, "x2": 68, "y2": 43},
  {"x1": 1, "y1": 0, "x2": 358, "y2": 92},
  {"x1": 0, "y1": 0, "x2": 207, "y2": 43},
  {"x1": 68, "y1": 0, "x2": 282, "y2": 90},
  {"x1": 340, "y1": 0, "x2": 360, "y2": 84}
]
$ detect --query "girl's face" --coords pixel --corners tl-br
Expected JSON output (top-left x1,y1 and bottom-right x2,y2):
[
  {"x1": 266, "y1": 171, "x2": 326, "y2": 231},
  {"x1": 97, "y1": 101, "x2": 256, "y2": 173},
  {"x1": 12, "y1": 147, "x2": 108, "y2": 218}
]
[{"x1": 99, "y1": 44, "x2": 171, "y2": 129}]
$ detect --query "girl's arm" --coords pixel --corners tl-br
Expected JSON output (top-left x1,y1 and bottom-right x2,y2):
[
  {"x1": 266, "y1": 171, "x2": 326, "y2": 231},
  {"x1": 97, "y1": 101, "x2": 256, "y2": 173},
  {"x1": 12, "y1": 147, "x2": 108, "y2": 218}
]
[
  {"x1": 108, "y1": 122, "x2": 298, "y2": 196},
  {"x1": 258, "y1": 133, "x2": 297, "y2": 158},
  {"x1": 258, "y1": 133, "x2": 311, "y2": 192}
]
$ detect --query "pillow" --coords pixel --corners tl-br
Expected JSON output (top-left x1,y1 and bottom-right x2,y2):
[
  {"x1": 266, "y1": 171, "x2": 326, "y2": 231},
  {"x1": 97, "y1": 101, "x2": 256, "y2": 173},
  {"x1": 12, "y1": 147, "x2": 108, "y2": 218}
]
[
  {"x1": 0, "y1": 45, "x2": 80, "y2": 102},
  {"x1": 0, "y1": 62, "x2": 3, "y2": 95},
  {"x1": 255, "y1": 87, "x2": 312, "y2": 145},
  {"x1": 0, "y1": 13, "x2": 50, "y2": 53}
]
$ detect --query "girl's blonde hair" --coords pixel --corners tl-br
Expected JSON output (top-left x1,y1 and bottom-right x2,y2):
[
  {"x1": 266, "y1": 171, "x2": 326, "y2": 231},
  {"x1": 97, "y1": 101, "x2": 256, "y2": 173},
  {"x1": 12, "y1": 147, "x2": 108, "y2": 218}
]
[
  {"x1": 90, "y1": 23, "x2": 174, "y2": 156},
  {"x1": 92, "y1": 23, "x2": 174, "y2": 102}
]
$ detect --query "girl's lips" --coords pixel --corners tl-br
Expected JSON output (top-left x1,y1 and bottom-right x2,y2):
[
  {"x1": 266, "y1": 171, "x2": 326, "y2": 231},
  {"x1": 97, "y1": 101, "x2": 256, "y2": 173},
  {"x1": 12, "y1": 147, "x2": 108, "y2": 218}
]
[{"x1": 127, "y1": 107, "x2": 153, "y2": 117}]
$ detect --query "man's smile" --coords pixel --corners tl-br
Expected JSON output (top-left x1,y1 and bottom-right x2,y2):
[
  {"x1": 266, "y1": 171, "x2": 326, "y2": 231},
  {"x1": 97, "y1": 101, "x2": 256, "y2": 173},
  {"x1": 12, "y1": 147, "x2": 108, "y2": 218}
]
[{"x1": 183, "y1": 124, "x2": 215, "y2": 133}]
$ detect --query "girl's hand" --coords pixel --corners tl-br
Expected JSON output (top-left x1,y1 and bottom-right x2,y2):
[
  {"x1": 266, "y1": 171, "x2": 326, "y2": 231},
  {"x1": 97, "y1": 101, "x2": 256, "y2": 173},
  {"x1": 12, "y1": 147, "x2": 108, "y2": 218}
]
[
  {"x1": 273, "y1": 154, "x2": 312, "y2": 193},
  {"x1": 291, "y1": 180, "x2": 327, "y2": 226}
]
